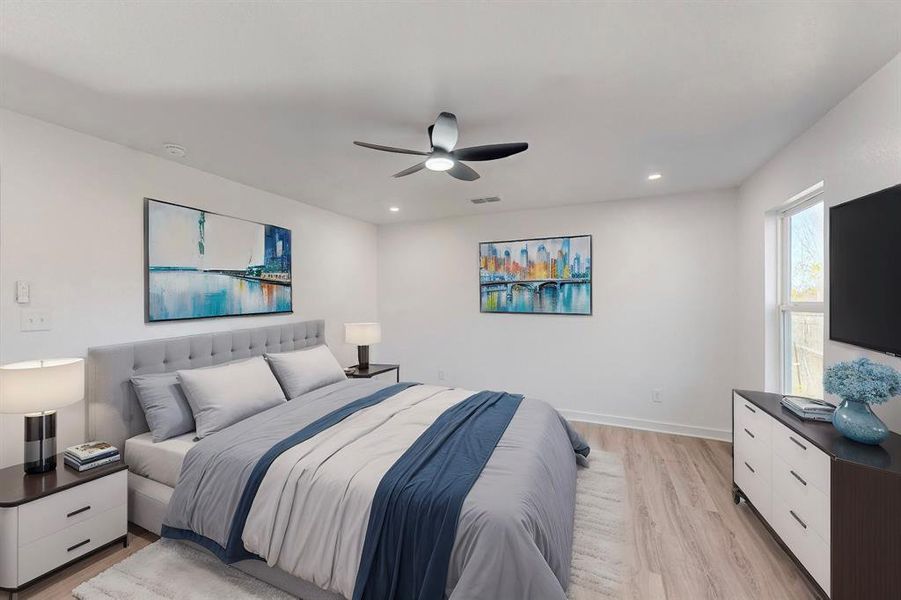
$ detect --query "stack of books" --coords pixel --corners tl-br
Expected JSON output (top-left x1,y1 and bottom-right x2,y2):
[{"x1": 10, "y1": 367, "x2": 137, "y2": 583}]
[
  {"x1": 781, "y1": 396, "x2": 836, "y2": 422},
  {"x1": 64, "y1": 441, "x2": 120, "y2": 472}
]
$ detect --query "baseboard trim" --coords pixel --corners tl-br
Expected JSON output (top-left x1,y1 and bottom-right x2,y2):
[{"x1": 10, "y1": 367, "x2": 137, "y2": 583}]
[{"x1": 559, "y1": 408, "x2": 733, "y2": 442}]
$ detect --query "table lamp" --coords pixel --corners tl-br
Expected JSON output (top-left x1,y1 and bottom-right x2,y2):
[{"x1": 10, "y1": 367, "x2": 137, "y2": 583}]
[
  {"x1": 0, "y1": 358, "x2": 85, "y2": 474},
  {"x1": 345, "y1": 323, "x2": 381, "y2": 370}
]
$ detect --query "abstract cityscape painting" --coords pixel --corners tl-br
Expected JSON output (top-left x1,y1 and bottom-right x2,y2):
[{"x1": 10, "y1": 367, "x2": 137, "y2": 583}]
[
  {"x1": 479, "y1": 235, "x2": 591, "y2": 315},
  {"x1": 145, "y1": 199, "x2": 292, "y2": 322}
]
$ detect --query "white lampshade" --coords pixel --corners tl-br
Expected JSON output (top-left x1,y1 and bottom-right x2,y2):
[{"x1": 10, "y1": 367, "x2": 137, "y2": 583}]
[
  {"x1": 0, "y1": 358, "x2": 85, "y2": 414},
  {"x1": 345, "y1": 322, "x2": 382, "y2": 346}
]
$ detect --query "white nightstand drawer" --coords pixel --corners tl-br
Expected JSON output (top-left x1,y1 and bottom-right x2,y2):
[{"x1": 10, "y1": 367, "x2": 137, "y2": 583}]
[
  {"x1": 18, "y1": 469, "x2": 126, "y2": 546},
  {"x1": 17, "y1": 503, "x2": 126, "y2": 585},
  {"x1": 771, "y1": 496, "x2": 830, "y2": 595},
  {"x1": 734, "y1": 393, "x2": 772, "y2": 445},
  {"x1": 771, "y1": 420, "x2": 830, "y2": 494},
  {"x1": 773, "y1": 455, "x2": 830, "y2": 542}
]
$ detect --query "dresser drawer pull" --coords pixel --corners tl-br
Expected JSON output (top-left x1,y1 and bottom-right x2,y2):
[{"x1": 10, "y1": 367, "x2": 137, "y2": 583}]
[
  {"x1": 743, "y1": 428, "x2": 755, "y2": 439},
  {"x1": 789, "y1": 436, "x2": 807, "y2": 451},
  {"x1": 67, "y1": 538, "x2": 91, "y2": 552},
  {"x1": 744, "y1": 461, "x2": 755, "y2": 474},
  {"x1": 743, "y1": 404, "x2": 757, "y2": 414},
  {"x1": 789, "y1": 510, "x2": 807, "y2": 529},
  {"x1": 789, "y1": 470, "x2": 807, "y2": 486},
  {"x1": 67, "y1": 505, "x2": 91, "y2": 518}
]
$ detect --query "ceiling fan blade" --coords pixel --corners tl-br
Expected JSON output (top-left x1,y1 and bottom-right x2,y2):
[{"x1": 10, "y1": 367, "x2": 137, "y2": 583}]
[
  {"x1": 431, "y1": 112, "x2": 458, "y2": 151},
  {"x1": 452, "y1": 142, "x2": 528, "y2": 161},
  {"x1": 392, "y1": 162, "x2": 427, "y2": 178},
  {"x1": 446, "y1": 161, "x2": 480, "y2": 181},
  {"x1": 354, "y1": 141, "x2": 428, "y2": 156}
]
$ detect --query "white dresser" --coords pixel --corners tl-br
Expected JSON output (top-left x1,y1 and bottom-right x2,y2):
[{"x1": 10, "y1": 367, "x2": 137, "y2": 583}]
[
  {"x1": 0, "y1": 459, "x2": 127, "y2": 597},
  {"x1": 732, "y1": 390, "x2": 901, "y2": 600}
]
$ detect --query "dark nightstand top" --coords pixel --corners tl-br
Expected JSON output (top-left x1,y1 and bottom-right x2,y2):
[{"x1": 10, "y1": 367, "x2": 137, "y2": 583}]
[
  {"x1": 347, "y1": 363, "x2": 400, "y2": 379},
  {"x1": 0, "y1": 454, "x2": 127, "y2": 507}
]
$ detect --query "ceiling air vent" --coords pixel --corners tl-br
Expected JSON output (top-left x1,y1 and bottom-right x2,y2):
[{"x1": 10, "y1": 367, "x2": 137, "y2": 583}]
[{"x1": 470, "y1": 196, "x2": 501, "y2": 205}]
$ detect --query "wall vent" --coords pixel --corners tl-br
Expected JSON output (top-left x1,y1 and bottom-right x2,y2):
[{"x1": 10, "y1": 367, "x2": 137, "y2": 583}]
[{"x1": 470, "y1": 196, "x2": 501, "y2": 205}]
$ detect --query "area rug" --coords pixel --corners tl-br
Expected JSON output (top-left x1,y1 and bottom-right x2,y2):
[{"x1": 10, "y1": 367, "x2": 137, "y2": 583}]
[{"x1": 73, "y1": 452, "x2": 625, "y2": 600}]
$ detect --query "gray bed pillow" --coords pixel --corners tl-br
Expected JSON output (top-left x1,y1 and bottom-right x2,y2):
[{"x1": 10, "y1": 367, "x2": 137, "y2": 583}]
[
  {"x1": 178, "y1": 356, "x2": 287, "y2": 439},
  {"x1": 265, "y1": 345, "x2": 347, "y2": 399},
  {"x1": 130, "y1": 372, "x2": 195, "y2": 442}
]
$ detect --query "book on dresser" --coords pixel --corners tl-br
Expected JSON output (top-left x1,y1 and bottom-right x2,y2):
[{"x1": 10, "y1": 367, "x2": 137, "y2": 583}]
[
  {"x1": 781, "y1": 396, "x2": 836, "y2": 422},
  {"x1": 732, "y1": 389, "x2": 901, "y2": 600},
  {"x1": 64, "y1": 441, "x2": 120, "y2": 471}
]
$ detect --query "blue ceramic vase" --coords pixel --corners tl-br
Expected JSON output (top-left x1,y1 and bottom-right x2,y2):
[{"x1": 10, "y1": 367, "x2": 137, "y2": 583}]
[{"x1": 832, "y1": 399, "x2": 889, "y2": 445}]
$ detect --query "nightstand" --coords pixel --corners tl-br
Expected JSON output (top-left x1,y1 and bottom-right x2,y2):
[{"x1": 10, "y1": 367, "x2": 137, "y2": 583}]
[
  {"x1": 0, "y1": 455, "x2": 127, "y2": 598},
  {"x1": 347, "y1": 363, "x2": 400, "y2": 383}
]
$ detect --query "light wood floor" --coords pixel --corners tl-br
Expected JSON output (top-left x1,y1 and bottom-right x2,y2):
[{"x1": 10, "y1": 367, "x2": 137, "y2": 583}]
[
  {"x1": 18, "y1": 423, "x2": 819, "y2": 599},
  {"x1": 570, "y1": 423, "x2": 820, "y2": 600}
]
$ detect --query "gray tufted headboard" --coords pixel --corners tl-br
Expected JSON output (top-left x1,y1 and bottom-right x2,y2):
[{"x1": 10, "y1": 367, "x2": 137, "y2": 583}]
[{"x1": 86, "y1": 320, "x2": 326, "y2": 453}]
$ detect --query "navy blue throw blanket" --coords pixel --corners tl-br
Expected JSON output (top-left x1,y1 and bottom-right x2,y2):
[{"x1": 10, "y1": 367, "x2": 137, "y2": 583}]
[
  {"x1": 352, "y1": 390, "x2": 523, "y2": 600},
  {"x1": 162, "y1": 381, "x2": 419, "y2": 562}
]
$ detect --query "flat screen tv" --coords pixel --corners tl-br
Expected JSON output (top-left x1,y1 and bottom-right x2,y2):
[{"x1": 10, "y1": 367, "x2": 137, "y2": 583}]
[{"x1": 829, "y1": 184, "x2": 901, "y2": 357}]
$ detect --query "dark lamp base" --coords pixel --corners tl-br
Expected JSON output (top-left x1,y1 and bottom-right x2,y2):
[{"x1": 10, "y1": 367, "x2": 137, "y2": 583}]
[
  {"x1": 24, "y1": 411, "x2": 57, "y2": 475},
  {"x1": 357, "y1": 345, "x2": 370, "y2": 369}
]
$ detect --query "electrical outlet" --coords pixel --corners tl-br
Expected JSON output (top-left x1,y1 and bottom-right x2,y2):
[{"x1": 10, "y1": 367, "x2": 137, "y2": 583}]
[
  {"x1": 438, "y1": 370, "x2": 446, "y2": 381},
  {"x1": 651, "y1": 389, "x2": 662, "y2": 403},
  {"x1": 20, "y1": 308, "x2": 51, "y2": 332}
]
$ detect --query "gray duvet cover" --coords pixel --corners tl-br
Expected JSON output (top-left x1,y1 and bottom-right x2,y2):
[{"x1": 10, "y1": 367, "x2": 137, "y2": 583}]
[{"x1": 163, "y1": 379, "x2": 587, "y2": 599}]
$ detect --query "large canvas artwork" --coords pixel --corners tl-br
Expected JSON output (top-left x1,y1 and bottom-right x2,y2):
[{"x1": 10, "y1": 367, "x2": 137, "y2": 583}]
[
  {"x1": 145, "y1": 199, "x2": 292, "y2": 322},
  {"x1": 479, "y1": 235, "x2": 591, "y2": 315}
]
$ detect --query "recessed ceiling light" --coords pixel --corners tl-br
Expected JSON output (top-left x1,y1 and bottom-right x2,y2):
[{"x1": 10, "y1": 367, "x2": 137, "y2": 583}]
[
  {"x1": 647, "y1": 173, "x2": 662, "y2": 181},
  {"x1": 425, "y1": 156, "x2": 454, "y2": 172},
  {"x1": 164, "y1": 143, "x2": 187, "y2": 158},
  {"x1": 389, "y1": 206, "x2": 400, "y2": 212}
]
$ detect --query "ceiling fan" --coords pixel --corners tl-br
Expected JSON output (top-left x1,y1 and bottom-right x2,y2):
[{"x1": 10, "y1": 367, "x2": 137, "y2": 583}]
[{"x1": 353, "y1": 112, "x2": 528, "y2": 181}]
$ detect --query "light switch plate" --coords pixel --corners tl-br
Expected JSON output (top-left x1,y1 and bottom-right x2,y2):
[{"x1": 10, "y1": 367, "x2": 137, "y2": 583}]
[
  {"x1": 15, "y1": 281, "x2": 30, "y2": 304},
  {"x1": 20, "y1": 309, "x2": 51, "y2": 332}
]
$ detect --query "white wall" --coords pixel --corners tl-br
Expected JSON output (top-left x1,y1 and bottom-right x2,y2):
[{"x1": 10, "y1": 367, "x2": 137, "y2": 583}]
[
  {"x1": 377, "y1": 190, "x2": 739, "y2": 440},
  {"x1": 0, "y1": 109, "x2": 379, "y2": 467},
  {"x1": 736, "y1": 53, "x2": 901, "y2": 431}
]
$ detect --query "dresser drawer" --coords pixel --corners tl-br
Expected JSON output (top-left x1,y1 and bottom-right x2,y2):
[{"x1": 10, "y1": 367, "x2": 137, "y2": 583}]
[
  {"x1": 734, "y1": 441, "x2": 771, "y2": 521},
  {"x1": 733, "y1": 393, "x2": 772, "y2": 445},
  {"x1": 771, "y1": 496, "x2": 830, "y2": 595},
  {"x1": 734, "y1": 415, "x2": 771, "y2": 471},
  {"x1": 734, "y1": 425, "x2": 771, "y2": 483},
  {"x1": 18, "y1": 470, "x2": 126, "y2": 546},
  {"x1": 17, "y1": 503, "x2": 126, "y2": 585},
  {"x1": 772, "y1": 455, "x2": 829, "y2": 543},
  {"x1": 771, "y1": 420, "x2": 830, "y2": 494}
]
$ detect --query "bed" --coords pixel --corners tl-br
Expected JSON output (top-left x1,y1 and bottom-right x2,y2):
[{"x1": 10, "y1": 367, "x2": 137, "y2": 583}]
[{"x1": 86, "y1": 320, "x2": 587, "y2": 600}]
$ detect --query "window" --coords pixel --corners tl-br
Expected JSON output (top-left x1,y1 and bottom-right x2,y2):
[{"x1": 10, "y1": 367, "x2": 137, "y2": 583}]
[{"x1": 780, "y1": 193, "x2": 825, "y2": 399}]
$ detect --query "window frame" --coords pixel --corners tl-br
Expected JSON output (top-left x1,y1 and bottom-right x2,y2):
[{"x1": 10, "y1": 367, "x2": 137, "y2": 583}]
[{"x1": 778, "y1": 185, "x2": 825, "y2": 398}]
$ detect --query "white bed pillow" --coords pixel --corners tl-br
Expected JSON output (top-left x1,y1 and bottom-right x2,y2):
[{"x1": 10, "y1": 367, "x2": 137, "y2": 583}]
[
  {"x1": 266, "y1": 345, "x2": 347, "y2": 399},
  {"x1": 131, "y1": 372, "x2": 195, "y2": 442},
  {"x1": 177, "y1": 356, "x2": 286, "y2": 439}
]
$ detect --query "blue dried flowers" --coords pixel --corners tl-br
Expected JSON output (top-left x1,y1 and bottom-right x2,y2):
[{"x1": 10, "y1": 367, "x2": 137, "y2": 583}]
[{"x1": 823, "y1": 358, "x2": 901, "y2": 405}]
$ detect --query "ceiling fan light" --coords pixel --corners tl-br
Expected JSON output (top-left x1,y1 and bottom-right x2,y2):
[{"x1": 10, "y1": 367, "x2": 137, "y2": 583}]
[{"x1": 425, "y1": 156, "x2": 454, "y2": 171}]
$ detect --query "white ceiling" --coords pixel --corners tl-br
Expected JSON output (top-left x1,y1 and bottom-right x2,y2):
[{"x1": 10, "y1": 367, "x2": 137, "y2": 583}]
[{"x1": 1, "y1": 2, "x2": 899, "y2": 224}]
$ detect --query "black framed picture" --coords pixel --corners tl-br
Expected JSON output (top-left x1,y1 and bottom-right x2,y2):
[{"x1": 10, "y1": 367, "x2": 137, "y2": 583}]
[
  {"x1": 479, "y1": 235, "x2": 591, "y2": 315},
  {"x1": 145, "y1": 198, "x2": 292, "y2": 322}
]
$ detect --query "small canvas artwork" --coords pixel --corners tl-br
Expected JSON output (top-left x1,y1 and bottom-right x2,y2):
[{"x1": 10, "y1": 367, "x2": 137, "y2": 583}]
[
  {"x1": 146, "y1": 199, "x2": 292, "y2": 322},
  {"x1": 480, "y1": 235, "x2": 591, "y2": 315}
]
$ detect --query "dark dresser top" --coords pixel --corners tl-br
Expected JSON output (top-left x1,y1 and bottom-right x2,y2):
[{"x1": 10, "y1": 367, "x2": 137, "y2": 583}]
[
  {"x1": 735, "y1": 389, "x2": 901, "y2": 477},
  {"x1": 0, "y1": 454, "x2": 127, "y2": 507}
]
